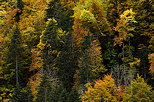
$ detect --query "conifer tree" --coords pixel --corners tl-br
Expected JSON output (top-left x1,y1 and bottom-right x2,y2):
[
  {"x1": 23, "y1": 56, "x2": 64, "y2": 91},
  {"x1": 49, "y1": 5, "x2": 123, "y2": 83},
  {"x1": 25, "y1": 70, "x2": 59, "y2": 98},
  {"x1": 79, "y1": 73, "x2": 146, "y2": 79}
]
[
  {"x1": 38, "y1": 18, "x2": 61, "y2": 77},
  {"x1": 46, "y1": 0, "x2": 74, "y2": 31},
  {"x1": 58, "y1": 32, "x2": 78, "y2": 91},
  {"x1": 76, "y1": 34, "x2": 106, "y2": 87},
  {"x1": 4, "y1": 25, "x2": 23, "y2": 102},
  {"x1": 6, "y1": 26, "x2": 21, "y2": 87},
  {"x1": 35, "y1": 71, "x2": 53, "y2": 102},
  {"x1": 45, "y1": 0, "x2": 64, "y2": 29},
  {"x1": 36, "y1": 18, "x2": 63, "y2": 101}
]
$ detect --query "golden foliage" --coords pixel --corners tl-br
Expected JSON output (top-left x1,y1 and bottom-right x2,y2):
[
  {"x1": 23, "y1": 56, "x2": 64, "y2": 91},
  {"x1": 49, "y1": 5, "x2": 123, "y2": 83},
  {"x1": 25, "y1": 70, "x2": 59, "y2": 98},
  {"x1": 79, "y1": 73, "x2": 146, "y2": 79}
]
[
  {"x1": 73, "y1": 19, "x2": 90, "y2": 47},
  {"x1": 114, "y1": 9, "x2": 137, "y2": 46},
  {"x1": 29, "y1": 49, "x2": 43, "y2": 96},
  {"x1": 148, "y1": 53, "x2": 154, "y2": 74},
  {"x1": 81, "y1": 75, "x2": 122, "y2": 102},
  {"x1": 60, "y1": 0, "x2": 79, "y2": 9},
  {"x1": 29, "y1": 73, "x2": 42, "y2": 96},
  {"x1": 29, "y1": 49, "x2": 43, "y2": 71}
]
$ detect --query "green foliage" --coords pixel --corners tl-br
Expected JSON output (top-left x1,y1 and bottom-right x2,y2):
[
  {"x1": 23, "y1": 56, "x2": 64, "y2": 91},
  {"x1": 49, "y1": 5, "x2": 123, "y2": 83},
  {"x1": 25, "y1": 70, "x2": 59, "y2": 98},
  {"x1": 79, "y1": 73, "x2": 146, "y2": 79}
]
[
  {"x1": 0, "y1": 0, "x2": 154, "y2": 101},
  {"x1": 58, "y1": 32, "x2": 78, "y2": 91},
  {"x1": 77, "y1": 36, "x2": 107, "y2": 86},
  {"x1": 123, "y1": 75, "x2": 154, "y2": 102},
  {"x1": 35, "y1": 72, "x2": 54, "y2": 102},
  {"x1": 79, "y1": 9, "x2": 96, "y2": 23},
  {"x1": 36, "y1": 71, "x2": 80, "y2": 102},
  {"x1": 45, "y1": 0, "x2": 73, "y2": 31}
]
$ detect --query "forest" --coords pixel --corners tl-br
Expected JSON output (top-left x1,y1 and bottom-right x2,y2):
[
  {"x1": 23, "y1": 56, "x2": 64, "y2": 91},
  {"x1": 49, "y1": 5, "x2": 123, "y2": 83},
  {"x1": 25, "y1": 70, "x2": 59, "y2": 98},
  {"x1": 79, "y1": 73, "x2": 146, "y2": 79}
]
[{"x1": 0, "y1": 0, "x2": 154, "y2": 102}]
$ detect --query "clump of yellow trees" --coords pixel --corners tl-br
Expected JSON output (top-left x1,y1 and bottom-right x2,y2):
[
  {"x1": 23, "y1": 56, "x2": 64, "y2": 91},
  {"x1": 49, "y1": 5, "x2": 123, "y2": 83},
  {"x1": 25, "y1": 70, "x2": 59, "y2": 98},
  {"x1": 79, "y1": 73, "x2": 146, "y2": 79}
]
[{"x1": 81, "y1": 75, "x2": 154, "y2": 102}]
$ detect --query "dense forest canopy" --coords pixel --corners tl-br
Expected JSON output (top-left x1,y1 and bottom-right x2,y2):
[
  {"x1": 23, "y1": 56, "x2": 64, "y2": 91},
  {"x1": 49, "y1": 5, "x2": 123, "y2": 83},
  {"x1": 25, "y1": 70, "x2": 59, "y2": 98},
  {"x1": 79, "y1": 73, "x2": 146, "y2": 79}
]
[{"x1": 0, "y1": 0, "x2": 154, "y2": 102}]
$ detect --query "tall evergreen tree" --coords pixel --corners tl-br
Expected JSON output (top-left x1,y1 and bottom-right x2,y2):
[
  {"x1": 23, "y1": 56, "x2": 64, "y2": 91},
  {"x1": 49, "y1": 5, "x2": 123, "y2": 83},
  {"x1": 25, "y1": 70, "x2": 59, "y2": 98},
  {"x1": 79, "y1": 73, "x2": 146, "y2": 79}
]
[
  {"x1": 3, "y1": 25, "x2": 23, "y2": 102},
  {"x1": 36, "y1": 18, "x2": 62, "y2": 101},
  {"x1": 35, "y1": 71, "x2": 54, "y2": 102},
  {"x1": 58, "y1": 32, "x2": 78, "y2": 91},
  {"x1": 38, "y1": 18, "x2": 61, "y2": 76},
  {"x1": 5, "y1": 26, "x2": 21, "y2": 87},
  {"x1": 46, "y1": 0, "x2": 74, "y2": 31}
]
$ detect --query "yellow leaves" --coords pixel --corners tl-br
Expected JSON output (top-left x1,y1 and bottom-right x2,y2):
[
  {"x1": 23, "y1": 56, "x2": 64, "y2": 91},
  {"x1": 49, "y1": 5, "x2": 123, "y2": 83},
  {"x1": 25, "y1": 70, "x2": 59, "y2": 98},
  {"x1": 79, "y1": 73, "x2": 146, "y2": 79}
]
[
  {"x1": 149, "y1": 36, "x2": 154, "y2": 51},
  {"x1": 0, "y1": 35, "x2": 4, "y2": 43},
  {"x1": 120, "y1": 8, "x2": 137, "y2": 23},
  {"x1": 123, "y1": 75, "x2": 153, "y2": 102},
  {"x1": 29, "y1": 73, "x2": 42, "y2": 96},
  {"x1": 73, "y1": 0, "x2": 96, "y2": 23},
  {"x1": 47, "y1": 18, "x2": 57, "y2": 25},
  {"x1": 114, "y1": 9, "x2": 137, "y2": 46},
  {"x1": 148, "y1": 53, "x2": 154, "y2": 74},
  {"x1": 0, "y1": 9, "x2": 7, "y2": 18},
  {"x1": 129, "y1": 58, "x2": 140, "y2": 67},
  {"x1": 0, "y1": 87, "x2": 13, "y2": 102},
  {"x1": 37, "y1": 42, "x2": 45, "y2": 50},
  {"x1": 81, "y1": 75, "x2": 119, "y2": 102},
  {"x1": 79, "y1": 9, "x2": 96, "y2": 23},
  {"x1": 60, "y1": 0, "x2": 79, "y2": 9}
]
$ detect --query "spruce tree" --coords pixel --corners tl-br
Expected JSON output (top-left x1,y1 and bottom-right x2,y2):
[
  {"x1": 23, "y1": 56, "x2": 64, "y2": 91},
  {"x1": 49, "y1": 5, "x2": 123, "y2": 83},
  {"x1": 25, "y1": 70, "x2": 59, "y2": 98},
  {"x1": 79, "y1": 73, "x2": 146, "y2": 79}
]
[
  {"x1": 39, "y1": 18, "x2": 61, "y2": 76},
  {"x1": 4, "y1": 25, "x2": 23, "y2": 102},
  {"x1": 45, "y1": 0, "x2": 63, "y2": 27},
  {"x1": 58, "y1": 32, "x2": 78, "y2": 91},
  {"x1": 45, "y1": 0, "x2": 73, "y2": 31},
  {"x1": 36, "y1": 18, "x2": 63, "y2": 101},
  {"x1": 35, "y1": 71, "x2": 53, "y2": 102},
  {"x1": 6, "y1": 26, "x2": 21, "y2": 87},
  {"x1": 77, "y1": 34, "x2": 106, "y2": 86}
]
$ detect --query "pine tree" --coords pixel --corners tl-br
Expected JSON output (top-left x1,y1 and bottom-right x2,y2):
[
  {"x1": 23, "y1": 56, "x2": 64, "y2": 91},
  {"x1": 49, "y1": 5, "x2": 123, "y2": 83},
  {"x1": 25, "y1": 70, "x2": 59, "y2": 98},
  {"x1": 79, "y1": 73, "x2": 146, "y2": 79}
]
[
  {"x1": 58, "y1": 32, "x2": 78, "y2": 91},
  {"x1": 5, "y1": 26, "x2": 21, "y2": 87},
  {"x1": 3, "y1": 25, "x2": 23, "y2": 102},
  {"x1": 35, "y1": 71, "x2": 54, "y2": 102},
  {"x1": 38, "y1": 18, "x2": 62, "y2": 77},
  {"x1": 46, "y1": 0, "x2": 73, "y2": 31},
  {"x1": 36, "y1": 18, "x2": 62, "y2": 101},
  {"x1": 77, "y1": 33, "x2": 106, "y2": 87}
]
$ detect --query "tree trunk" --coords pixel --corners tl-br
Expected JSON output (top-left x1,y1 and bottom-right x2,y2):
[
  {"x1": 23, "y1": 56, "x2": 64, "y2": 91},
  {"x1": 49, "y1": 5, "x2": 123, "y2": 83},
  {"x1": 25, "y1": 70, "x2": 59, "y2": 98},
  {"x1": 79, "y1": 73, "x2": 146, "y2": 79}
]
[{"x1": 16, "y1": 55, "x2": 19, "y2": 86}]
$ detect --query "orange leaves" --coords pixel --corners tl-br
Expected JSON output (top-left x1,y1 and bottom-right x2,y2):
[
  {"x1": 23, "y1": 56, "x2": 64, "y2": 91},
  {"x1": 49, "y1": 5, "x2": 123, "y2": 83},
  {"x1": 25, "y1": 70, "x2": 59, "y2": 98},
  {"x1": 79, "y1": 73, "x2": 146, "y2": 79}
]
[
  {"x1": 148, "y1": 53, "x2": 154, "y2": 75},
  {"x1": 60, "y1": 0, "x2": 78, "y2": 9},
  {"x1": 29, "y1": 73, "x2": 42, "y2": 96},
  {"x1": 81, "y1": 75, "x2": 122, "y2": 102},
  {"x1": 114, "y1": 9, "x2": 136, "y2": 46},
  {"x1": 73, "y1": 28, "x2": 89, "y2": 47},
  {"x1": 29, "y1": 49, "x2": 43, "y2": 71},
  {"x1": 73, "y1": 19, "x2": 90, "y2": 47},
  {"x1": 29, "y1": 49, "x2": 43, "y2": 97}
]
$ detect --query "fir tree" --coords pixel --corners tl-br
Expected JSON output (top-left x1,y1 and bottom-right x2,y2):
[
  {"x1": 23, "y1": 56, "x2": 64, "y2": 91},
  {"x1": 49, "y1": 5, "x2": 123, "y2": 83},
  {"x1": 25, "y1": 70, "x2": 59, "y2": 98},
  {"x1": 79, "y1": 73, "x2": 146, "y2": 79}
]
[
  {"x1": 35, "y1": 71, "x2": 54, "y2": 102},
  {"x1": 45, "y1": 0, "x2": 73, "y2": 31},
  {"x1": 77, "y1": 34, "x2": 106, "y2": 86},
  {"x1": 5, "y1": 26, "x2": 21, "y2": 87},
  {"x1": 58, "y1": 32, "x2": 78, "y2": 91},
  {"x1": 39, "y1": 18, "x2": 61, "y2": 75}
]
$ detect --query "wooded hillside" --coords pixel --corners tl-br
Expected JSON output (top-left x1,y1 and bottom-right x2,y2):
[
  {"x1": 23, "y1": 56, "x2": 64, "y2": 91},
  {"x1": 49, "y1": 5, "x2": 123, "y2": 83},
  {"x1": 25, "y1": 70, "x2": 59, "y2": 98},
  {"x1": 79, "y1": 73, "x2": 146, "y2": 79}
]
[{"x1": 0, "y1": 0, "x2": 154, "y2": 102}]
